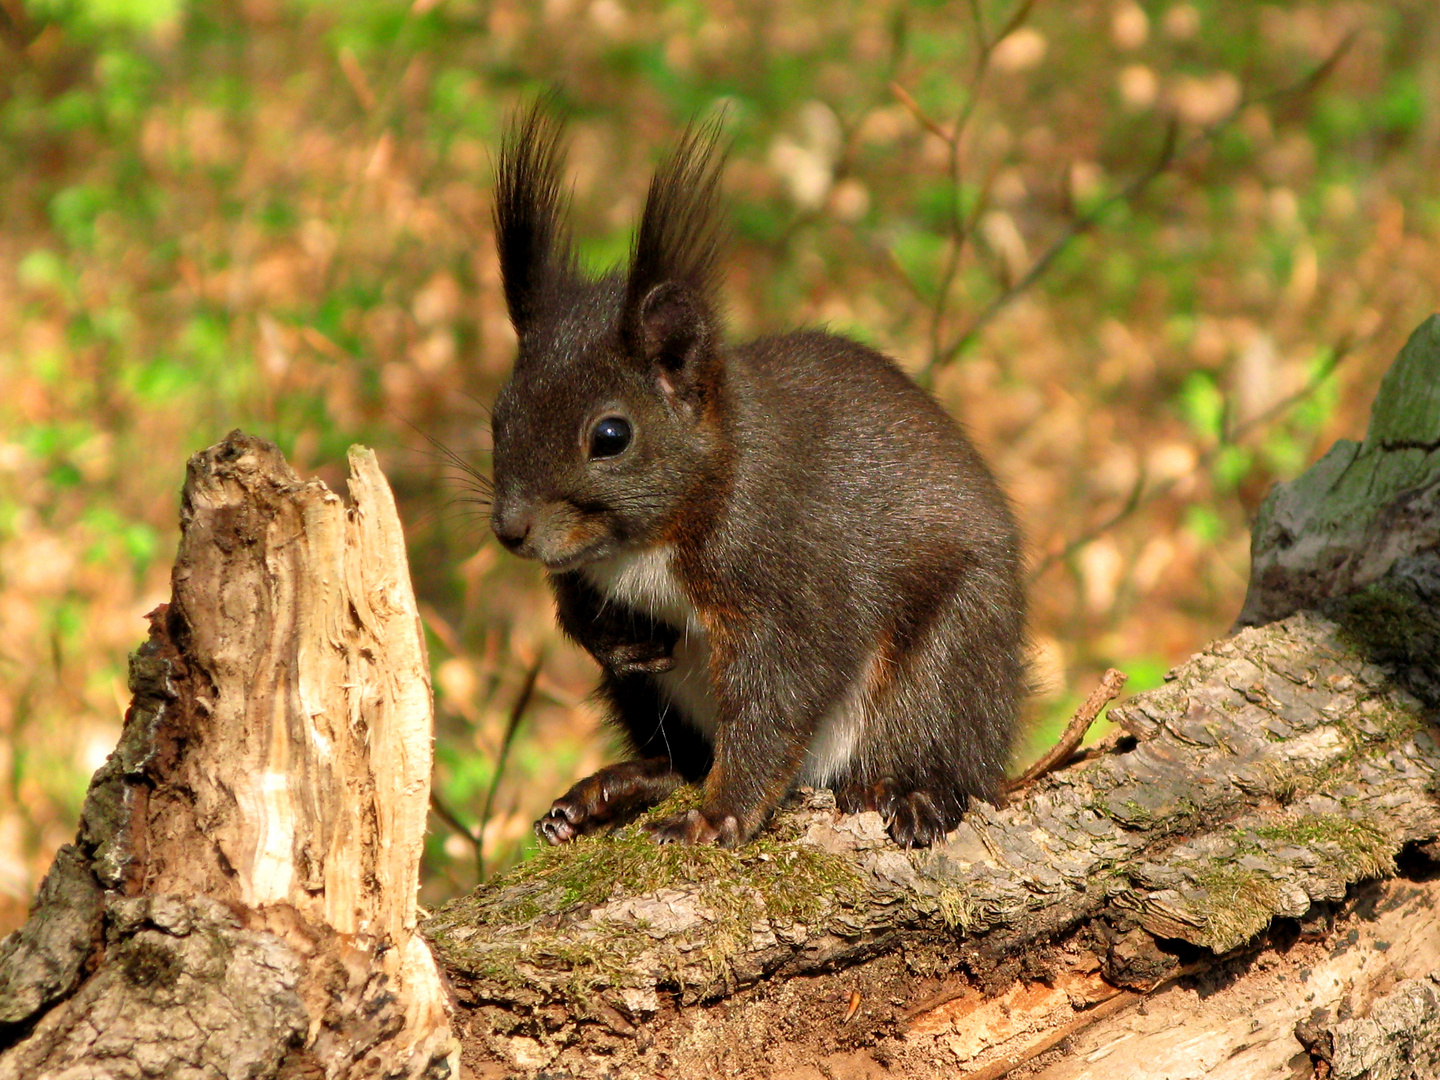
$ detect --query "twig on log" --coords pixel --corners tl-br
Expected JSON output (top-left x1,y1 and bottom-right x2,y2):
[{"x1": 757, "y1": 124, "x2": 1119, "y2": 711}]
[
  {"x1": 1005, "y1": 667, "x2": 1128, "y2": 793},
  {"x1": 901, "y1": 980, "x2": 971, "y2": 1022}
]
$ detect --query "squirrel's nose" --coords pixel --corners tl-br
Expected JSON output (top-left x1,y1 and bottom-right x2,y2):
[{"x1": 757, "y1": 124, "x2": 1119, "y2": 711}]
[{"x1": 491, "y1": 503, "x2": 534, "y2": 552}]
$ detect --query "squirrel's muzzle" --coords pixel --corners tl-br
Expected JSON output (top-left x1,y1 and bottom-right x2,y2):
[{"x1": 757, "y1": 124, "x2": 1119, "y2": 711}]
[{"x1": 492, "y1": 496, "x2": 608, "y2": 569}]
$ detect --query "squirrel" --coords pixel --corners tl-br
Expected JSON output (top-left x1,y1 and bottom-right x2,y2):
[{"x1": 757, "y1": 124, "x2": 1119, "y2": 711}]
[{"x1": 487, "y1": 104, "x2": 1026, "y2": 849}]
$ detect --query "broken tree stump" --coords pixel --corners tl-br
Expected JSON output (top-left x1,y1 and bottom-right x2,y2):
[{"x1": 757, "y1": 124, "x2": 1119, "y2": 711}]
[{"x1": 0, "y1": 433, "x2": 453, "y2": 1079}]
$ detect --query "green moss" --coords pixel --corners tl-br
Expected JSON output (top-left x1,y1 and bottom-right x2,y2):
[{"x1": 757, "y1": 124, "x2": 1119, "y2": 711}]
[
  {"x1": 1331, "y1": 579, "x2": 1440, "y2": 711},
  {"x1": 1189, "y1": 814, "x2": 1397, "y2": 953},
  {"x1": 936, "y1": 887, "x2": 981, "y2": 933},
  {"x1": 449, "y1": 793, "x2": 857, "y2": 933},
  {"x1": 1191, "y1": 866, "x2": 1284, "y2": 952},
  {"x1": 1252, "y1": 760, "x2": 1303, "y2": 805},
  {"x1": 1097, "y1": 789, "x2": 1202, "y2": 830},
  {"x1": 1252, "y1": 816, "x2": 1394, "y2": 880},
  {"x1": 1334, "y1": 584, "x2": 1425, "y2": 656},
  {"x1": 423, "y1": 799, "x2": 868, "y2": 1001},
  {"x1": 1344, "y1": 697, "x2": 1422, "y2": 757}
]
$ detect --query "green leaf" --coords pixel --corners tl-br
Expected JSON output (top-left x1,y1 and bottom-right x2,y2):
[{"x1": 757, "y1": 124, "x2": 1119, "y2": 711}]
[
  {"x1": 1177, "y1": 371, "x2": 1225, "y2": 441},
  {"x1": 1184, "y1": 504, "x2": 1224, "y2": 544}
]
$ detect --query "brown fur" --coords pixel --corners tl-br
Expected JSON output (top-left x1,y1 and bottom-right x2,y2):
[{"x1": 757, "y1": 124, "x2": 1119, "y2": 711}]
[{"x1": 489, "y1": 106, "x2": 1026, "y2": 850}]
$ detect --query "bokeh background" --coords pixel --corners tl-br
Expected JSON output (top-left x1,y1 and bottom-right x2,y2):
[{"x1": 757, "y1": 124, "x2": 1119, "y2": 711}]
[{"x1": 0, "y1": 0, "x2": 1436, "y2": 930}]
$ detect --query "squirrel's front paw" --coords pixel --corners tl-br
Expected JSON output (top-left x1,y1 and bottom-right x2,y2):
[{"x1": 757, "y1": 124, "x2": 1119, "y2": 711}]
[
  {"x1": 602, "y1": 641, "x2": 676, "y2": 676},
  {"x1": 646, "y1": 807, "x2": 743, "y2": 847},
  {"x1": 535, "y1": 760, "x2": 682, "y2": 845}
]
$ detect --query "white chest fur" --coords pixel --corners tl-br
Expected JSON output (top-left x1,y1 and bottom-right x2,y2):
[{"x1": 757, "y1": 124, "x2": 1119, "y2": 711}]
[
  {"x1": 581, "y1": 546, "x2": 867, "y2": 782},
  {"x1": 583, "y1": 547, "x2": 719, "y2": 738},
  {"x1": 583, "y1": 546, "x2": 697, "y2": 631}
]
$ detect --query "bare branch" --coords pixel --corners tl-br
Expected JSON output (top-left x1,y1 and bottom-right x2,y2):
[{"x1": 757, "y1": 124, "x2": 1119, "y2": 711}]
[
  {"x1": 476, "y1": 653, "x2": 542, "y2": 881},
  {"x1": 891, "y1": 0, "x2": 1042, "y2": 383},
  {"x1": 930, "y1": 118, "x2": 1179, "y2": 373},
  {"x1": 889, "y1": 81, "x2": 953, "y2": 144},
  {"x1": 1005, "y1": 667, "x2": 1128, "y2": 793},
  {"x1": 923, "y1": 30, "x2": 1357, "y2": 377},
  {"x1": 430, "y1": 791, "x2": 481, "y2": 853}
]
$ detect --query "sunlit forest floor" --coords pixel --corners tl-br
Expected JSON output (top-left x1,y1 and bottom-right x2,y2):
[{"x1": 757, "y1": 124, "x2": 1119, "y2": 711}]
[{"x1": 0, "y1": 0, "x2": 1436, "y2": 931}]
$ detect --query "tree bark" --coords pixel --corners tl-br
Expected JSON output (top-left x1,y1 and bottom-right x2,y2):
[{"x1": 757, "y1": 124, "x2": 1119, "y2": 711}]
[
  {"x1": 0, "y1": 433, "x2": 453, "y2": 1079},
  {"x1": 1, "y1": 318, "x2": 1437, "y2": 1080},
  {"x1": 1237, "y1": 315, "x2": 1440, "y2": 632}
]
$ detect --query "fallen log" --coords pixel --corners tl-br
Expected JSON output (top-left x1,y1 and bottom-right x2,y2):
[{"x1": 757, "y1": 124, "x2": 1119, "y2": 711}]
[
  {"x1": 425, "y1": 317, "x2": 1440, "y2": 1080},
  {"x1": 427, "y1": 602, "x2": 1439, "y2": 1079}
]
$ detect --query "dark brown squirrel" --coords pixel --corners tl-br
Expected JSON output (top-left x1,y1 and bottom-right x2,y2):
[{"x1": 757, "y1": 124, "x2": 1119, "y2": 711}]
[{"x1": 487, "y1": 104, "x2": 1026, "y2": 849}]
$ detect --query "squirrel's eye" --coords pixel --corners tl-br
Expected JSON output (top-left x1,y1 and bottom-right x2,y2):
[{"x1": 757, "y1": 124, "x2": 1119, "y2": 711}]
[{"x1": 589, "y1": 416, "x2": 632, "y2": 459}]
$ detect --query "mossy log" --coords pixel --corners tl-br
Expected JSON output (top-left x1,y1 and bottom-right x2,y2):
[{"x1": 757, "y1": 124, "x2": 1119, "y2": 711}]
[
  {"x1": 428, "y1": 317, "x2": 1440, "y2": 1080},
  {"x1": 0, "y1": 433, "x2": 453, "y2": 1079}
]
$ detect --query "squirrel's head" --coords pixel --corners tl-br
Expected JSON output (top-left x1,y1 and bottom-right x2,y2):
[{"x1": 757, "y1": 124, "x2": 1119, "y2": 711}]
[{"x1": 488, "y1": 105, "x2": 728, "y2": 570}]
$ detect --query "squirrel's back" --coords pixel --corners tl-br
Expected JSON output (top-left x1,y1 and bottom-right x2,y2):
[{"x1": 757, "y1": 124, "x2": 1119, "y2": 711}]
[{"x1": 703, "y1": 328, "x2": 1021, "y2": 616}]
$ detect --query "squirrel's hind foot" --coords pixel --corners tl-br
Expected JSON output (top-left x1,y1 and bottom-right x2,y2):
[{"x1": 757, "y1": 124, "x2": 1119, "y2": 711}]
[
  {"x1": 645, "y1": 807, "x2": 743, "y2": 847},
  {"x1": 535, "y1": 758, "x2": 682, "y2": 845},
  {"x1": 836, "y1": 777, "x2": 958, "y2": 849}
]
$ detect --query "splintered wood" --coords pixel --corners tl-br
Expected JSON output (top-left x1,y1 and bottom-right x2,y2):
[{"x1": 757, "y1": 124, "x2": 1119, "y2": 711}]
[
  {"x1": 1033, "y1": 876, "x2": 1440, "y2": 1080},
  {"x1": 164, "y1": 435, "x2": 434, "y2": 934},
  {"x1": 0, "y1": 432, "x2": 451, "y2": 1080}
]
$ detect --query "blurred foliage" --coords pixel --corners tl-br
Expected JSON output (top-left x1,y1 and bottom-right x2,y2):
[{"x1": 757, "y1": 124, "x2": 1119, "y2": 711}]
[{"x1": 0, "y1": 0, "x2": 1437, "y2": 928}]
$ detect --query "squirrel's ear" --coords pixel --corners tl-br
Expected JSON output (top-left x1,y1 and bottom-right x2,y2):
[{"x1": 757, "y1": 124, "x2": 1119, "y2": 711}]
[
  {"x1": 494, "y1": 102, "x2": 575, "y2": 340},
  {"x1": 623, "y1": 118, "x2": 725, "y2": 386}
]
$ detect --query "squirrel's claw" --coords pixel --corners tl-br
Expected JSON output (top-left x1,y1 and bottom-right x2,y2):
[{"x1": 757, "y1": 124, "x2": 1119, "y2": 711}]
[
  {"x1": 535, "y1": 807, "x2": 580, "y2": 845},
  {"x1": 877, "y1": 788, "x2": 948, "y2": 849},
  {"x1": 646, "y1": 807, "x2": 743, "y2": 847},
  {"x1": 836, "y1": 777, "x2": 954, "y2": 849}
]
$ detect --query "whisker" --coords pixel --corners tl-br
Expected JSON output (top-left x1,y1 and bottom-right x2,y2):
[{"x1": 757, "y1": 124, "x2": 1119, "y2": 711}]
[{"x1": 397, "y1": 419, "x2": 497, "y2": 490}]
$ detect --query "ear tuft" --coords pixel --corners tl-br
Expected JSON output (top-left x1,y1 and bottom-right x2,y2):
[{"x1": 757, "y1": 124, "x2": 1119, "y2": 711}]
[
  {"x1": 494, "y1": 101, "x2": 577, "y2": 339},
  {"x1": 623, "y1": 117, "x2": 726, "y2": 375}
]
